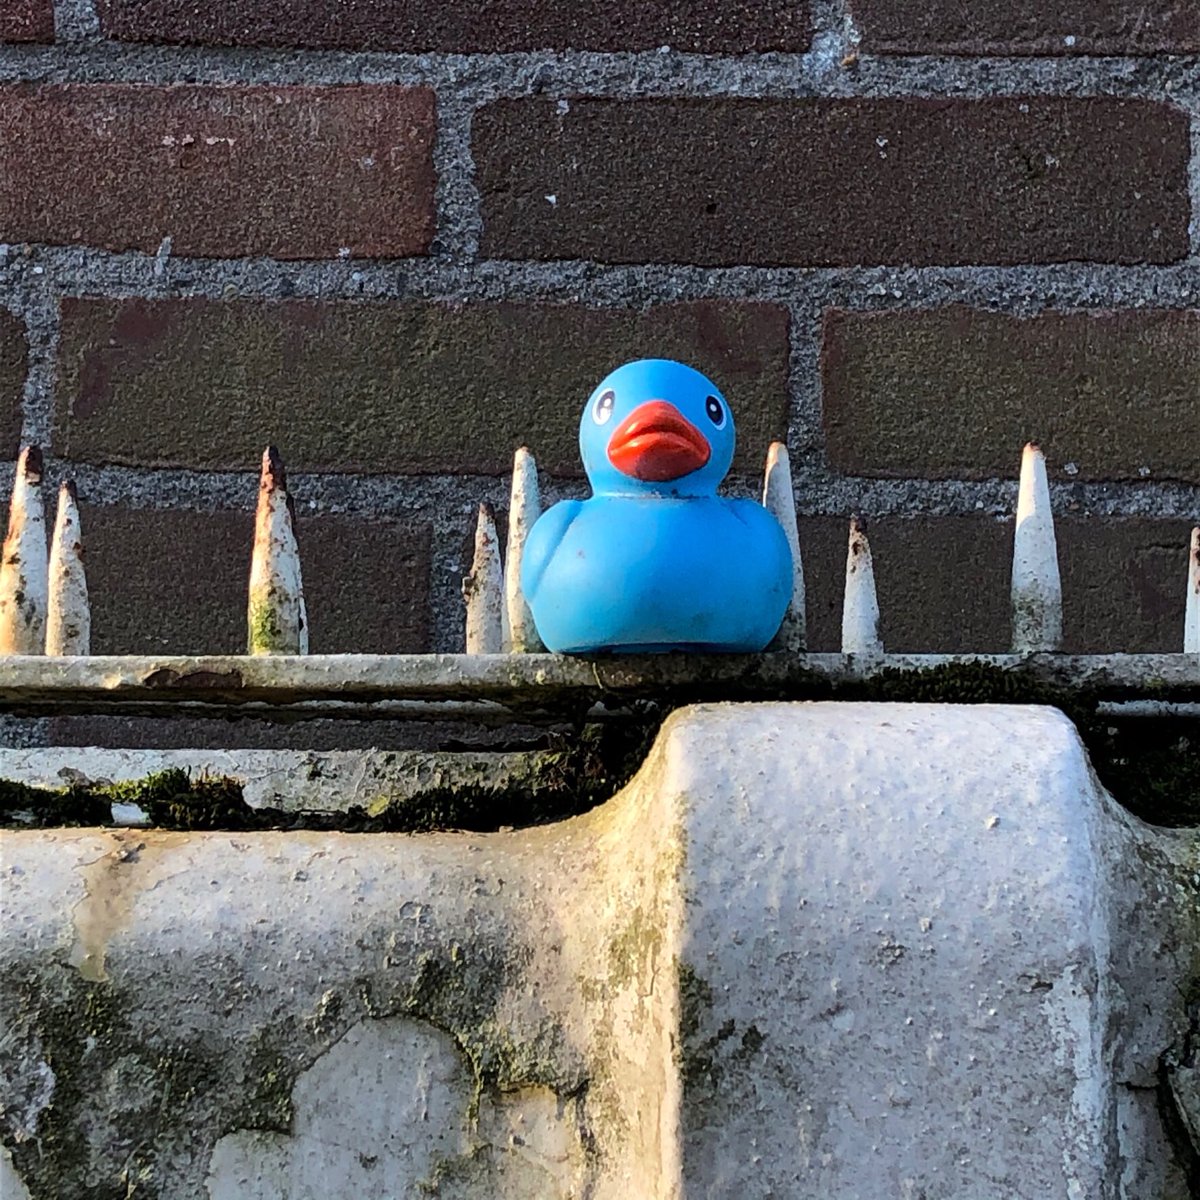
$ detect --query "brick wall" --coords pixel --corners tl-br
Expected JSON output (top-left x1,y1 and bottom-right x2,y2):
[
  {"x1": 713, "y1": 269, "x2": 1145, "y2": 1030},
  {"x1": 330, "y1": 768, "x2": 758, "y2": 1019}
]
[{"x1": 0, "y1": 0, "x2": 1197, "y2": 664}]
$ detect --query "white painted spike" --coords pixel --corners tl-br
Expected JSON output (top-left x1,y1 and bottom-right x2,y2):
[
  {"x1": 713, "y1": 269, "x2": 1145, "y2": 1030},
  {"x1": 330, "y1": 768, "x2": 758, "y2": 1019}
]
[
  {"x1": 504, "y1": 447, "x2": 545, "y2": 653},
  {"x1": 842, "y1": 516, "x2": 882, "y2": 656},
  {"x1": 0, "y1": 447, "x2": 48, "y2": 655},
  {"x1": 247, "y1": 447, "x2": 308, "y2": 655},
  {"x1": 464, "y1": 502, "x2": 504, "y2": 654},
  {"x1": 1186, "y1": 526, "x2": 1199, "y2": 654},
  {"x1": 1011, "y1": 443, "x2": 1063, "y2": 653},
  {"x1": 46, "y1": 481, "x2": 90, "y2": 656},
  {"x1": 762, "y1": 442, "x2": 807, "y2": 653}
]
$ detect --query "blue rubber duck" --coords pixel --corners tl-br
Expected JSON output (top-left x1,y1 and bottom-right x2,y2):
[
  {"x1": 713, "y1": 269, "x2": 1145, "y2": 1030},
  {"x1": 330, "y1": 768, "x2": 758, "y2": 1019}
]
[{"x1": 521, "y1": 359, "x2": 792, "y2": 653}]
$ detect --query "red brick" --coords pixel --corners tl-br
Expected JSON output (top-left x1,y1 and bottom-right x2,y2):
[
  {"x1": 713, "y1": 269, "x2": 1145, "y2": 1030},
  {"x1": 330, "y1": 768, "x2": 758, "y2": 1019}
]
[
  {"x1": 0, "y1": 310, "x2": 27, "y2": 460},
  {"x1": 0, "y1": 0, "x2": 54, "y2": 41},
  {"x1": 822, "y1": 308, "x2": 1200, "y2": 483},
  {"x1": 55, "y1": 298, "x2": 790, "y2": 477},
  {"x1": 80, "y1": 505, "x2": 431, "y2": 654},
  {"x1": 0, "y1": 85, "x2": 435, "y2": 259},
  {"x1": 799, "y1": 515, "x2": 1192, "y2": 654},
  {"x1": 475, "y1": 98, "x2": 1189, "y2": 267},
  {"x1": 94, "y1": 0, "x2": 810, "y2": 53},
  {"x1": 849, "y1": 0, "x2": 1200, "y2": 54}
]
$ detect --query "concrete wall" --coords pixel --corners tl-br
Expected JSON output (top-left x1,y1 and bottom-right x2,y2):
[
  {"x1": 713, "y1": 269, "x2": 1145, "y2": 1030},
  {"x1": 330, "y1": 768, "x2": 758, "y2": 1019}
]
[{"x1": 2, "y1": 703, "x2": 1197, "y2": 1198}]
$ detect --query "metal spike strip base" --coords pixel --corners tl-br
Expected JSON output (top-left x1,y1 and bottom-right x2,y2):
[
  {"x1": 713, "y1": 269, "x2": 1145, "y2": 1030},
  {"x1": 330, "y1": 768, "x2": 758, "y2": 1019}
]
[{"x1": 0, "y1": 653, "x2": 1195, "y2": 721}]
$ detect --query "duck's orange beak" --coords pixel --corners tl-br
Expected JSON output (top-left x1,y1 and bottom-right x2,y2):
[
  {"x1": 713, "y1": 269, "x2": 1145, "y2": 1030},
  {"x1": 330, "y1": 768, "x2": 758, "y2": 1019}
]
[{"x1": 606, "y1": 401, "x2": 711, "y2": 482}]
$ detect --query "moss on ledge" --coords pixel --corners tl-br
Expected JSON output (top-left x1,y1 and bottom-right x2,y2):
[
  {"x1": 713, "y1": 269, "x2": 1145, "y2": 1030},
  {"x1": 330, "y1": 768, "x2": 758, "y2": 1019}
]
[
  {"x1": 0, "y1": 769, "x2": 259, "y2": 831},
  {"x1": 0, "y1": 662, "x2": 1194, "y2": 831},
  {"x1": 0, "y1": 719, "x2": 663, "y2": 834}
]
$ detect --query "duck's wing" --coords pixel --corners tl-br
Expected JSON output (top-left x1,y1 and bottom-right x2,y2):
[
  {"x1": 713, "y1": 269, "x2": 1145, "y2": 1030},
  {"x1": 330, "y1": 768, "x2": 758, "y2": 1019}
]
[{"x1": 520, "y1": 500, "x2": 585, "y2": 599}]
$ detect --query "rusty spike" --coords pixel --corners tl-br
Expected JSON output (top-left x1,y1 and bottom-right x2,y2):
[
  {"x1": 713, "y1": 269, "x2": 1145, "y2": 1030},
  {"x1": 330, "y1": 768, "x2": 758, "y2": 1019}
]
[
  {"x1": 46, "y1": 480, "x2": 90, "y2": 656},
  {"x1": 247, "y1": 446, "x2": 308, "y2": 655},
  {"x1": 1011, "y1": 443, "x2": 1062, "y2": 653},
  {"x1": 0, "y1": 447, "x2": 48, "y2": 655},
  {"x1": 1186, "y1": 527, "x2": 1199, "y2": 655},
  {"x1": 762, "y1": 441, "x2": 807, "y2": 653},
  {"x1": 504, "y1": 447, "x2": 545, "y2": 654},
  {"x1": 464, "y1": 502, "x2": 504, "y2": 654},
  {"x1": 842, "y1": 516, "x2": 882, "y2": 656}
]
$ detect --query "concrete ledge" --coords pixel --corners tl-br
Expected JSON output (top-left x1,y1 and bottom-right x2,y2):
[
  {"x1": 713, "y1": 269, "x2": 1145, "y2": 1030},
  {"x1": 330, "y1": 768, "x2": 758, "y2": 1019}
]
[
  {"x1": 1, "y1": 704, "x2": 1196, "y2": 1198},
  {"x1": 0, "y1": 746, "x2": 548, "y2": 817}
]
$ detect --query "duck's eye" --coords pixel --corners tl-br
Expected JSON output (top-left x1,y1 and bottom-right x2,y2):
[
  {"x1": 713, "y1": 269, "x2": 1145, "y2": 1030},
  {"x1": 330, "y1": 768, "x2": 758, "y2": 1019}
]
[
  {"x1": 705, "y1": 395, "x2": 726, "y2": 428},
  {"x1": 592, "y1": 389, "x2": 616, "y2": 425}
]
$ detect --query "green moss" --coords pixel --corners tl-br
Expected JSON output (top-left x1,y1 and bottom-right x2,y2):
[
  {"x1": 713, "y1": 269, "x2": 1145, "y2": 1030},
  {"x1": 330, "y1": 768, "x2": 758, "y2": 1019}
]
[
  {"x1": 394, "y1": 943, "x2": 577, "y2": 1105},
  {"x1": 231, "y1": 1037, "x2": 296, "y2": 1133},
  {"x1": 417, "y1": 1145, "x2": 495, "y2": 1195},
  {"x1": 675, "y1": 958, "x2": 768, "y2": 1128},
  {"x1": 246, "y1": 601, "x2": 285, "y2": 655},
  {"x1": 605, "y1": 906, "x2": 663, "y2": 992},
  {"x1": 110, "y1": 769, "x2": 257, "y2": 831},
  {"x1": 676, "y1": 961, "x2": 716, "y2": 1096},
  {"x1": 0, "y1": 778, "x2": 111, "y2": 827},
  {"x1": 364, "y1": 719, "x2": 662, "y2": 834},
  {"x1": 2, "y1": 932, "x2": 583, "y2": 1198},
  {"x1": 0, "y1": 769, "x2": 267, "y2": 831},
  {"x1": 2, "y1": 970, "x2": 233, "y2": 1199}
]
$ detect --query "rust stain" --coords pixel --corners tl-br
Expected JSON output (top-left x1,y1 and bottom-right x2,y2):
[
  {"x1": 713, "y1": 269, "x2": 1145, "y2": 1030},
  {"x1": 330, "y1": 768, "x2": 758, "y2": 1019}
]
[
  {"x1": 141, "y1": 668, "x2": 181, "y2": 688},
  {"x1": 142, "y1": 667, "x2": 244, "y2": 689},
  {"x1": 69, "y1": 830, "x2": 191, "y2": 983}
]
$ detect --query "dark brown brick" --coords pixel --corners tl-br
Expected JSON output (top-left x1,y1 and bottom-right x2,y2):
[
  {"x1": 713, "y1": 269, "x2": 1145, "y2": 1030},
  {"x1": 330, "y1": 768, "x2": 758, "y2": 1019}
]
[
  {"x1": 822, "y1": 307, "x2": 1200, "y2": 483},
  {"x1": 55, "y1": 299, "x2": 790, "y2": 477},
  {"x1": 475, "y1": 98, "x2": 1189, "y2": 267},
  {"x1": 849, "y1": 0, "x2": 1200, "y2": 54},
  {"x1": 0, "y1": 85, "x2": 435, "y2": 258},
  {"x1": 0, "y1": 0, "x2": 54, "y2": 41},
  {"x1": 80, "y1": 505, "x2": 431, "y2": 655},
  {"x1": 799, "y1": 515, "x2": 1192, "y2": 654},
  {"x1": 0, "y1": 310, "x2": 27, "y2": 460},
  {"x1": 1056, "y1": 518, "x2": 1193, "y2": 653},
  {"x1": 800, "y1": 516, "x2": 1012, "y2": 653},
  {"x1": 94, "y1": 0, "x2": 810, "y2": 53}
]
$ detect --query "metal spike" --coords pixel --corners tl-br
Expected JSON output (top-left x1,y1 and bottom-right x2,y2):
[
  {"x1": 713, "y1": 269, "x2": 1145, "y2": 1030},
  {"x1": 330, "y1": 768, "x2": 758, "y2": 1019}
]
[
  {"x1": 464, "y1": 502, "x2": 504, "y2": 654},
  {"x1": 0, "y1": 447, "x2": 48, "y2": 655},
  {"x1": 46, "y1": 481, "x2": 90, "y2": 656},
  {"x1": 842, "y1": 516, "x2": 882, "y2": 656},
  {"x1": 504, "y1": 447, "x2": 545, "y2": 653},
  {"x1": 247, "y1": 447, "x2": 308, "y2": 655},
  {"x1": 1011, "y1": 443, "x2": 1062, "y2": 653},
  {"x1": 762, "y1": 442, "x2": 807, "y2": 652},
  {"x1": 1186, "y1": 526, "x2": 1199, "y2": 655}
]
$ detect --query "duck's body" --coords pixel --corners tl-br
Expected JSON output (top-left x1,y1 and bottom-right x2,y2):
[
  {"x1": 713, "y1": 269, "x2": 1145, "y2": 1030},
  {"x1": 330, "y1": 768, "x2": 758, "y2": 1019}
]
[
  {"x1": 524, "y1": 493, "x2": 790, "y2": 652},
  {"x1": 521, "y1": 359, "x2": 792, "y2": 655}
]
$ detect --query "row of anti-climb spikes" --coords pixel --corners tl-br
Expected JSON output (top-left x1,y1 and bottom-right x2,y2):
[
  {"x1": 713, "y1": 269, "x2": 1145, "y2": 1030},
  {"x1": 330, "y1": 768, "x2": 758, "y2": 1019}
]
[
  {"x1": 0, "y1": 446, "x2": 307, "y2": 657},
  {"x1": 466, "y1": 441, "x2": 1200, "y2": 657},
  {"x1": 1, "y1": 439, "x2": 1196, "y2": 659},
  {"x1": 0, "y1": 448, "x2": 89, "y2": 656}
]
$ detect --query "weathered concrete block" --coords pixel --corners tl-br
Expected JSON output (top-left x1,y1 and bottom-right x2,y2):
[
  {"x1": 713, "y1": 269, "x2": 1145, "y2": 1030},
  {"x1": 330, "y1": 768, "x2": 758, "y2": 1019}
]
[{"x1": 1, "y1": 704, "x2": 1195, "y2": 1198}]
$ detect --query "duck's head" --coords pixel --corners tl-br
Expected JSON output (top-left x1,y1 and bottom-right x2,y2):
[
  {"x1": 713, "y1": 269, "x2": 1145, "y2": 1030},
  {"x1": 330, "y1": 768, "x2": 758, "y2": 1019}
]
[{"x1": 579, "y1": 359, "x2": 735, "y2": 497}]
